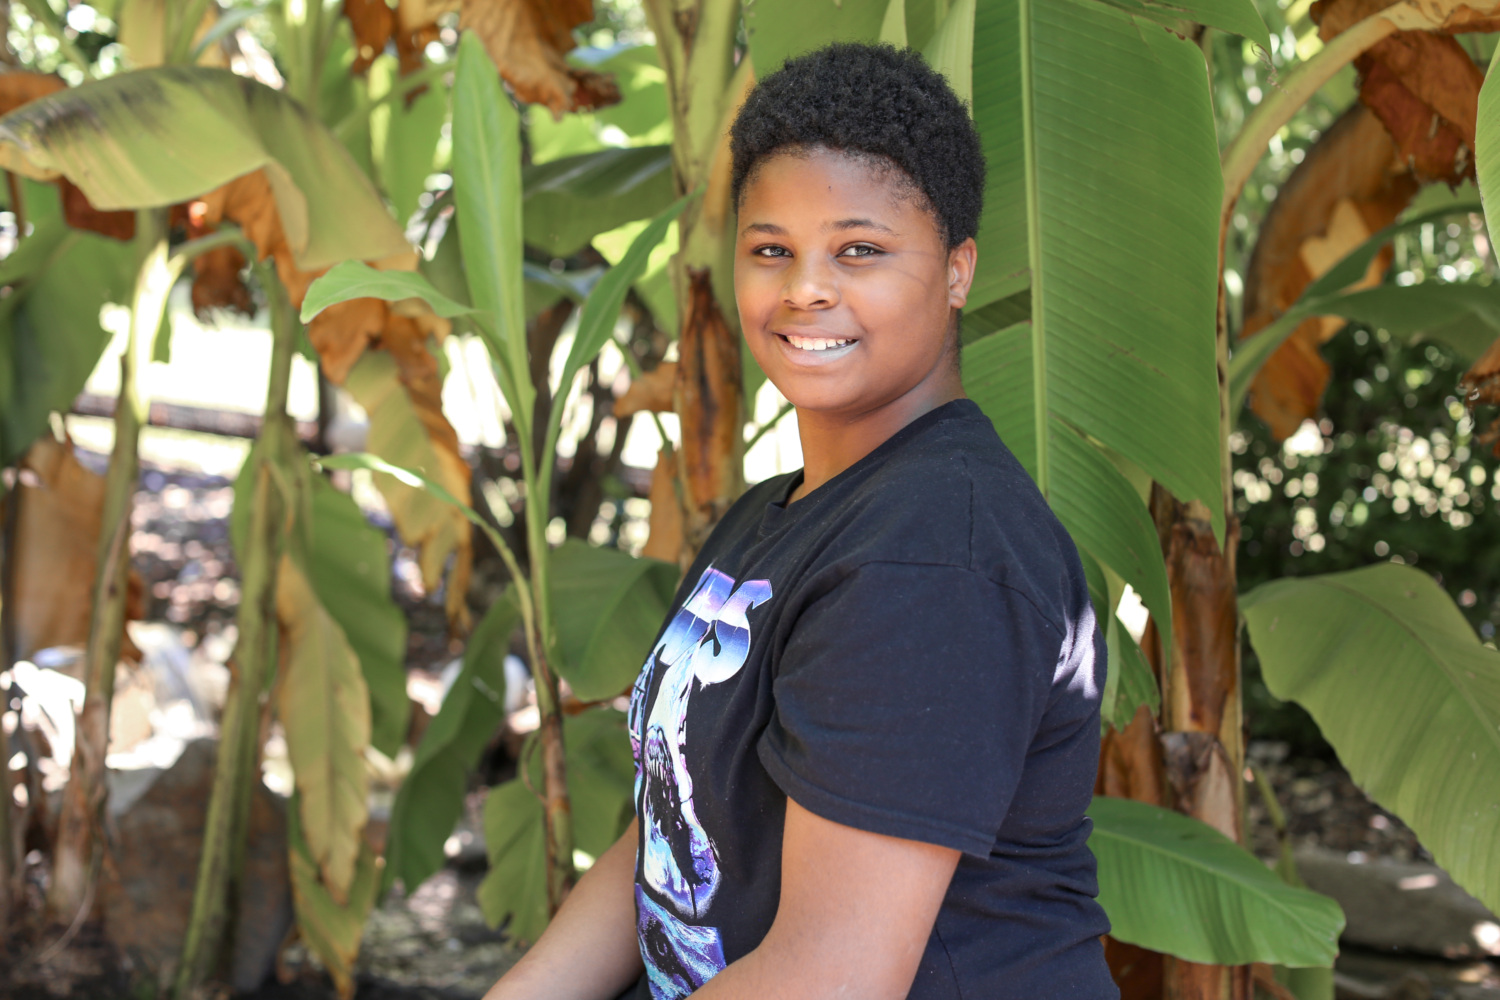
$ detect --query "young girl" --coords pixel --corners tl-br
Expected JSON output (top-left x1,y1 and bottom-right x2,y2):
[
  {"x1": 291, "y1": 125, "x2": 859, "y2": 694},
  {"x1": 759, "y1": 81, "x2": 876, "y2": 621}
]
[{"x1": 486, "y1": 42, "x2": 1115, "y2": 1000}]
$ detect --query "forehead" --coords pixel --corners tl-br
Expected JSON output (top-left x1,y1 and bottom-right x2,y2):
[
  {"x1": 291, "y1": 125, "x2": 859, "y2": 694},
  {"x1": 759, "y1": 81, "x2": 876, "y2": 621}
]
[{"x1": 738, "y1": 147, "x2": 936, "y2": 231}]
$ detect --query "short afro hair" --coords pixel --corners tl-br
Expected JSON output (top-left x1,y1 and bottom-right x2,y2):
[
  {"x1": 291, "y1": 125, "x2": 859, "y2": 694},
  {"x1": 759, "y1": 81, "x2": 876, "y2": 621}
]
[{"x1": 730, "y1": 42, "x2": 985, "y2": 248}]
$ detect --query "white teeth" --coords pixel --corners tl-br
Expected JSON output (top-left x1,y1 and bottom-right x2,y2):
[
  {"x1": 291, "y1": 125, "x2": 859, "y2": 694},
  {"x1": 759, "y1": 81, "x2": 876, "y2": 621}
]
[{"x1": 786, "y1": 335, "x2": 852, "y2": 351}]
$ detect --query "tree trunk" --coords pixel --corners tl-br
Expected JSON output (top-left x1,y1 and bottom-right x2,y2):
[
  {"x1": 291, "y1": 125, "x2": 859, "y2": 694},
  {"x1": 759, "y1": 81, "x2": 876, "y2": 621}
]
[{"x1": 49, "y1": 210, "x2": 170, "y2": 924}]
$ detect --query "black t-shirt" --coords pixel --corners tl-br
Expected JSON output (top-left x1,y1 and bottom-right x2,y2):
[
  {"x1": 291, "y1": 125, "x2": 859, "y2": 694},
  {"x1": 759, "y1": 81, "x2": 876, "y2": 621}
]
[{"x1": 623, "y1": 399, "x2": 1116, "y2": 1000}]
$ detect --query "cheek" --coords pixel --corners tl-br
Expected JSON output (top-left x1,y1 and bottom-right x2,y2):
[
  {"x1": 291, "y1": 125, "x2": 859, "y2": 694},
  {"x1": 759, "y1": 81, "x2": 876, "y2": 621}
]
[{"x1": 733, "y1": 264, "x2": 775, "y2": 326}]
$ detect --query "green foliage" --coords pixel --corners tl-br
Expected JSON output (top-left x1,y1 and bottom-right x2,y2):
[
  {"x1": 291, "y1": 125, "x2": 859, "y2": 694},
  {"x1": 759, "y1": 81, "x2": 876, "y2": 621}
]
[
  {"x1": 0, "y1": 219, "x2": 134, "y2": 465},
  {"x1": 478, "y1": 710, "x2": 635, "y2": 942},
  {"x1": 384, "y1": 591, "x2": 519, "y2": 894},
  {"x1": 373, "y1": 62, "x2": 449, "y2": 225},
  {"x1": 745, "y1": 0, "x2": 887, "y2": 75},
  {"x1": 1243, "y1": 563, "x2": 1500, "y2": 916},
  {"x1": 1089, "y1": 796, "x2": 1344, "y2": 967},
  {"x1": 452, "y1": 30, "x2": 531, "y2": 422},
  {"x1": 550, "y1": 539, "x2": 679, "y2": 701},
  {"x1": 302, "y1": 260, "x2": 477, "y2": 323},
  {"x1": 523, "y1": 145, "x2": 675, "y2": 258},
  {"x1": 556, "y1": 192, "x2": 690, "y2": 396}
]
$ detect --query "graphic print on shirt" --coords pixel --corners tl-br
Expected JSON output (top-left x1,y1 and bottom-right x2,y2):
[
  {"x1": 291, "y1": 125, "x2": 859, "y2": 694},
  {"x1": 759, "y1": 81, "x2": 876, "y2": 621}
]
[{"x1": 628, "y1": 566, "x2": 773, "y2": 999}]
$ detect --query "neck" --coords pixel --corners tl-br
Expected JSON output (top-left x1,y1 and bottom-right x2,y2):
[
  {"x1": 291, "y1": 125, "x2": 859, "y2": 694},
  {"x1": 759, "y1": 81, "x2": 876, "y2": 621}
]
[{"x1": 791, "y1": 367, "x2": 964, "y2": 503}]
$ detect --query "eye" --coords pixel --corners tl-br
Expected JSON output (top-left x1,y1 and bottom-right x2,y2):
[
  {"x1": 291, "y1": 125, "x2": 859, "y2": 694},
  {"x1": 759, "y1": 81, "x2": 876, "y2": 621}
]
[
  {"x1": 752, "y1": 245, "x2": 790, "y2": 258},
  {"x1": 838, "y1": 243, "x2": 883, "y2": 258}
]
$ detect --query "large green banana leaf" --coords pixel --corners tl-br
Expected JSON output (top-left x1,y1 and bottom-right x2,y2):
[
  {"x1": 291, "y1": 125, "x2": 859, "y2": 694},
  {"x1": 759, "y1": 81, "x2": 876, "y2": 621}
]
[
  {"x1": 963, "y1": 0, "x2": 1265, "y2": 657},
  {"x1": 971, "y1": 0, "x2": 1248, "y2": 525},
  {"x1": 1090, "y1": 796, "x2": 1344, "y2": 967},
  {"x1": 0, "y1": 66, "x2": 409, "y2": 269},
  {"x1": 1242, "y1": 564, "x2": 1500, "y2": 917}
]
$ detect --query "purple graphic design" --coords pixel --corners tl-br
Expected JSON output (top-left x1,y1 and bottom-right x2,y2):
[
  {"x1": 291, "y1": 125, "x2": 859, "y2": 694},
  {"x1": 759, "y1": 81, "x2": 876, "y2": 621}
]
[
  {"x1": 627, "y1": 566, "x2": 771, "y2": 992},
  {"x1": 635, "y1": 886, "x2": 726, "y2": 1000}
]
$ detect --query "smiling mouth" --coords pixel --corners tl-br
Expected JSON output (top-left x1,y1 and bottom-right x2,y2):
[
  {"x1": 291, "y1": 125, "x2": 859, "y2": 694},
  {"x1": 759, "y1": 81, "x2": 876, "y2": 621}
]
[{"x1": 778, "y1": 333, "x2": 857, "y2": 352}]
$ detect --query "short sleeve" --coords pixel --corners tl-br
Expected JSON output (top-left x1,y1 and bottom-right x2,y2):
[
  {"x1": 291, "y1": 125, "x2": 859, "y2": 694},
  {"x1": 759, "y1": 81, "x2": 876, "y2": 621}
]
[{"x1": 757, "y1": 561, "x2": 1061, "y2": 856}]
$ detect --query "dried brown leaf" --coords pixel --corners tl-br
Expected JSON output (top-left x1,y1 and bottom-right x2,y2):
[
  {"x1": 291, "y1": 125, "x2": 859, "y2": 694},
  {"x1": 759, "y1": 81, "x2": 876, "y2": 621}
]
[
  {"x1": 59, "y1": 177, "x2": 137, "y2": 241},
  {"x1": 614, "y1": 360, "x2": 677, "y2": 418},
  {"x1": 460, "y1": 0, "x2": 619, "y2": 116},
  {"x1": 1240, "y1": 105, "x2": 1419, "y2": 439},
  {"x1": 344, "y1": 0, "x2": 395, "y2": 75},
  {"x1": 190, "y1": 244, "x2": 254, "y2": 317},
  {"x1": 1314, "y1": 0, "x2": 1483, "y2": 185},
  {"x1": 196, "y1": 169, "x2": 472, "y2": 626},
  {"x1": 640, "y1": 446, "x2": 684, "y2": 567},
  {"x1": 9, "y1": 437, "x2": 142, "y2": 662},
  {"x1": 0, "y1": 71, "x2": 64, "y2": 116}
]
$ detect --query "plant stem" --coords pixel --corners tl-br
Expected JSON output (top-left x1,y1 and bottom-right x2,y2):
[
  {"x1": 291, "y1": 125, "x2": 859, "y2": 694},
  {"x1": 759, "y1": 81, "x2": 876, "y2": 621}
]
[
  {"x1": 525, "y1": 409, "x2": 576, "y2": 911},
  {"x1": 173, "y1": 262, "x2": 296, "y2": 999},
  {"x1": 47, "y1": 209, "x2": 170, "y2": 924}
]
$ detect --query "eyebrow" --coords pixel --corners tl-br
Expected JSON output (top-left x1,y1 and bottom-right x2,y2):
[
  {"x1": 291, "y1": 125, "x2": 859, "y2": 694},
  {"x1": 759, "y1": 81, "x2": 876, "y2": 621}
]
[{"x1": 739, "y1": 218, "x2": 898, "y2": 237}]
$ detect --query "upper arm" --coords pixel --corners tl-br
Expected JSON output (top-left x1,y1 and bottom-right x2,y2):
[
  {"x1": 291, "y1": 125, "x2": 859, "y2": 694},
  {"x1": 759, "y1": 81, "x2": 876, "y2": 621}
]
[{"x1": 730, "y1": 798, "x2": 960, "y2": 999}]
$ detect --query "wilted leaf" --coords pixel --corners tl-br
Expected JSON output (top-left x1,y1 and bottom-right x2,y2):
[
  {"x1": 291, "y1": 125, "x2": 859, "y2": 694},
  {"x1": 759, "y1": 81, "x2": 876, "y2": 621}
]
[
  {"x1": 7, "y1": 436, "x2": 142, "y2": 662},
  {"x1": 1239, "y1": 105, "x2": 1419, "y2": 439},
  {"x1": 614, "y1": 361, "x2": 676, "y2": 419},
  {"x1": 344, "y1": 350, "x2": 473, "y2": 626},
  {"x1": 189, "y1": 243, "x2": 254, "y2": 317},
  {"x1": 460, "y1": 0, "x2": 620, "y2": 116},
  {"x1": 1315, "y1": 0, "x2": 1488, "y2": 183},
  {"x1": 277, "y1": 557, "x2": 372, "y2": 901},
  {"x1": 640, "y1": 447, "x2": 684, "y2": 566},
  {"x1": 0, "y1": 66, "x2": 410, "y2": 269},
  {"x1": 0, "y1": 71, "x2": 64, "y2": 114},
  {"x1": 288, "y1": 795, "x2": 383, "y2": 1000},
  {"x1": 344, "y1": 0, "x2": 396, "y2": 75},
  {"x1": 305, "y1": 476, "x2": 410, "y2": 758},
  {"x1": 58, "y1": 177, "x2": 136, "y2": 241},
  {"x1": 199, "y1": 174, "x2": 473, "y2": 624}
]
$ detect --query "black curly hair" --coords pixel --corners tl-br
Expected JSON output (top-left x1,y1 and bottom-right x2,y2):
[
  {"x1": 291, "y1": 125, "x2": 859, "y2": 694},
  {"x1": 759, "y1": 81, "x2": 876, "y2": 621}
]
[{"x1": 729, "y1": 42, "x2": 985, "y2": 249}]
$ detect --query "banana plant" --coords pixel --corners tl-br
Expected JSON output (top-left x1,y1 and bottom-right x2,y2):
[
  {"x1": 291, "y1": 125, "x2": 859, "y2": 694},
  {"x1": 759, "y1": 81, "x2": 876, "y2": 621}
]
[
  {"x1": 303, "y1": 30, "x2": 691, "y2": 922},
  {"x1": 0, "y1": 46, "x2": 431, "y2": 998}
]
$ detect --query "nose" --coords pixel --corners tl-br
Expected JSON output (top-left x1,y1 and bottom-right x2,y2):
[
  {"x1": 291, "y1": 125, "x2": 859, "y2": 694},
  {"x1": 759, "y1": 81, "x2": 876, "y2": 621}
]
[{"x1": 782, "y1": 255, "x2": 839, "y2": 310}]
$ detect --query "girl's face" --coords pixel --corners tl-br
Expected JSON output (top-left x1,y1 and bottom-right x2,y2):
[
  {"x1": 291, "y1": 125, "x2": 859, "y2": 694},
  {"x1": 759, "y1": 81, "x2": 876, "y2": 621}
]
[{"x1": 734, "y1": 147, "x2": 976, "y2": 420}]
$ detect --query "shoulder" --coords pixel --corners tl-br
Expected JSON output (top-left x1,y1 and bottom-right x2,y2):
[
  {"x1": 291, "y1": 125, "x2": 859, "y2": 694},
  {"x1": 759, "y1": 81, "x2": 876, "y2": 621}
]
[{"x1": 833, "y1": 405, "x2": 1084, "y2": 633}]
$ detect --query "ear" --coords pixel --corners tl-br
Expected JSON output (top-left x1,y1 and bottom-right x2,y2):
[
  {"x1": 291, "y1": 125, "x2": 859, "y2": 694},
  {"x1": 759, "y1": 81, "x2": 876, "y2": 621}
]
[{"x1": 946, "y1": 238, "x2": 978, "y2": 309}]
